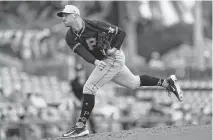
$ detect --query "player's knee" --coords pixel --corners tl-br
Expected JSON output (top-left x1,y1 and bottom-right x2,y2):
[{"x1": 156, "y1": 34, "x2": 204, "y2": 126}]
[
  {"x1": 127, "y1": 75, "x2": 140, "y2": 89},
  {"x1": 128, "y1": 84, "x2": 139, "y2": 90},
  {"x1": 83, "y1": 84, "x2": 99, "y2": 95}
]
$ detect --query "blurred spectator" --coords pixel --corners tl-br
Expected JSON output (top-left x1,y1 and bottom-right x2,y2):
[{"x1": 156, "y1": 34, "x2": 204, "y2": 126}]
[
  {"x1": 39, "y1": 104, "x2": 61, "y2": 138},
  {"x1": 120, "y1": 99, "x2": 135, "y2": 130},
  {"x1": 94, "y1": 100, "x2": 121, "y2": 132},
  {"x1": 40, "y1": 105, "x2": 60, "y2": 121},
  {"x1": 29, "y1": 93, "x2": 47, "y2": 109},
  {"x1": 145, "y1": 98, "x2": 168, "y2": 127},
  {"x1": 149, "y1": 52, "x2": 165, "y2": 70},
  {"x1": 173, "y1": 51, "x2": 186, "y2": 78},
  {"x1": 5, "y1": 128, "x2": 20, "y2": 140},
  {"x1": 0, "y1": 32, "x2": 18, "y2": 58},
  {"x1": 170, "y1": 103, "x2": 184, "y2": 125},
  {"x1": 198, "y1": 106, "x2": 212, "y2": 125},
  {"x1": 0, "y1": 87, "x2": 10, "y2": 103},
  {"x1": 58, "y1": 96, "x2": 74, "y2": 121},
  {"x1": 7, "y1": 84, "x2": 24, "y2": 103}
]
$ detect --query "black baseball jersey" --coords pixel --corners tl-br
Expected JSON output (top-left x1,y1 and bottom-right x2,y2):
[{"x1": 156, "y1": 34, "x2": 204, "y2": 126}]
[{"x1": 65, "y1": 19, "x2": 125, "y2": 62}]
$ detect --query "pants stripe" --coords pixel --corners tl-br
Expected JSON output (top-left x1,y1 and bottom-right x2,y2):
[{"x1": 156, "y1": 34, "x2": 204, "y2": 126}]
[{"x1": 93, "y1": 58, "x2": 116, "y2": 91}]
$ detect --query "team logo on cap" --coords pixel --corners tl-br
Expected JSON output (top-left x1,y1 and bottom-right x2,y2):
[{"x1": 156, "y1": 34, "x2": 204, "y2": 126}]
[{"x1": 108, "y1": 27, "x2": 115, "y2": 33}]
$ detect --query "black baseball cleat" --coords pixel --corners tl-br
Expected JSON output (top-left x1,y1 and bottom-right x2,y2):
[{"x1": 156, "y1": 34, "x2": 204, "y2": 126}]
[
  {"x1": 166, "y1": 75, "x2": 183, "y2": 102},
  {"x1": 62, "y1": 125, "x2": 89, "y2": 138}
]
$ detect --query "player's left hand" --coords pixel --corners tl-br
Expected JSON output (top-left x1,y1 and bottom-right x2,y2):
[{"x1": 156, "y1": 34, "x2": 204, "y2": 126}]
[
  {"x1": 106, "y1": 48, "x2": 118, "y2": 56},
  {"x1": 94, "y1": 60, "x2": 107, "y2": 71}
]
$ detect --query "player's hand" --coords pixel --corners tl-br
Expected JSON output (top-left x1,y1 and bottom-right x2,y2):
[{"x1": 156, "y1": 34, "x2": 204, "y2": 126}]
[
  {"x1": 106, "y1": 48, "x2": 118, "y2": 56},
  {"x1": 94, "y1": 60, "x2": 107, "y2": 71}
]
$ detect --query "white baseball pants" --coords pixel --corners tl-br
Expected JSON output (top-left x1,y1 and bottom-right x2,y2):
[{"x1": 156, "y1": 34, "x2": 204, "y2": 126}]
[{"x1": 83, "y1": 50, "x2": 140, "y2": 95}]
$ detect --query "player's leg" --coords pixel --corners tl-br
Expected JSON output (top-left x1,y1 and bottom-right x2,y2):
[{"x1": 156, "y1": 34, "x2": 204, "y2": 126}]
[
  {"x1": 112, "y1": 65, "x2": 140, "y2": 89},
  {"x1": 112, "y1": 65, "x2": 183, "y2": 102},
  {"x1": 62, "y1": 56, "x2": 123, "y2": 138},
  {"x1": 77, "y1": 56, "x2": 123, "y2": 124}
]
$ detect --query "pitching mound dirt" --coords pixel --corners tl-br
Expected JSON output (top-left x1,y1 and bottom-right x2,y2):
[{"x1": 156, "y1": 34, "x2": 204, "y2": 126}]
[{"x1": 44, "y1": 124, "x2": 212, "y2": 140}]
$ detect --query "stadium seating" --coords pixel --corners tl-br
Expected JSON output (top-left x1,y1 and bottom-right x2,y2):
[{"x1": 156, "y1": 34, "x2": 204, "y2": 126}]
[{"x1": 0, "y1": 67, "x2": 69, "y2": 104}]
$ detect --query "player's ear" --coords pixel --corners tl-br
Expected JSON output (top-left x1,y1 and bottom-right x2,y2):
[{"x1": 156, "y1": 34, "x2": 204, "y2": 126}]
[{"x1": 73, "y1": 14, "x2": 79, "y2": 19}]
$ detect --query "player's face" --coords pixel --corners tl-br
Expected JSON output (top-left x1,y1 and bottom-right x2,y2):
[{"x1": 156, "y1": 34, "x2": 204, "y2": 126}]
[{"x1": 62, "y1": 13, "x2": 76, "y2": 27}]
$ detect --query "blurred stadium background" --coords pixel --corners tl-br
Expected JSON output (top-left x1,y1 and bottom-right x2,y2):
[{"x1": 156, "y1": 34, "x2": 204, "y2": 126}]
[{"x1": 0, "y1": 1, "x2": 212, "y2": 140}]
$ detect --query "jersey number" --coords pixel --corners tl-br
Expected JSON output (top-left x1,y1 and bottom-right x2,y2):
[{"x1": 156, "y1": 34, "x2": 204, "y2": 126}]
[{"x1": 86, "y1": 37, "x2": 96, "y2": 50}]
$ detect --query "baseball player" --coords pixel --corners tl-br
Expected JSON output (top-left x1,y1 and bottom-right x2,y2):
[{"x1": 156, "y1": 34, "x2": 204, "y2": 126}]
[{"x1": 57, "y1": 5, "x2": 183, "y2": 138}]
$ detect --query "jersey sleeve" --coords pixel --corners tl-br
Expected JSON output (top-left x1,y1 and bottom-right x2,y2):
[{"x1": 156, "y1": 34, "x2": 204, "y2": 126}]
[
  {"x1": 65, "y1": 29, "x2": 96, "y2": 64},
  {"x1": 96, "y1": 20, "x2": 119, "y2": 35}
]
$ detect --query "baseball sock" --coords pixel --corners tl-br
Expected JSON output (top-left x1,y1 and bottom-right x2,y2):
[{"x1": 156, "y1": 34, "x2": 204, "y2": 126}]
[
  {"x1": 140, "y1": 75, "x2": 168, "y2": 88},
  {"x1": 76, "y1": 94, "x2": 95, "y2": 127}
]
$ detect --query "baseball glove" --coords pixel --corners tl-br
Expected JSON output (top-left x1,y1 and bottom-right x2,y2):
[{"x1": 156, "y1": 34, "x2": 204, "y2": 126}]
[{"x1": 97, "y1": 32, "x2": 113, "y2": 55}]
